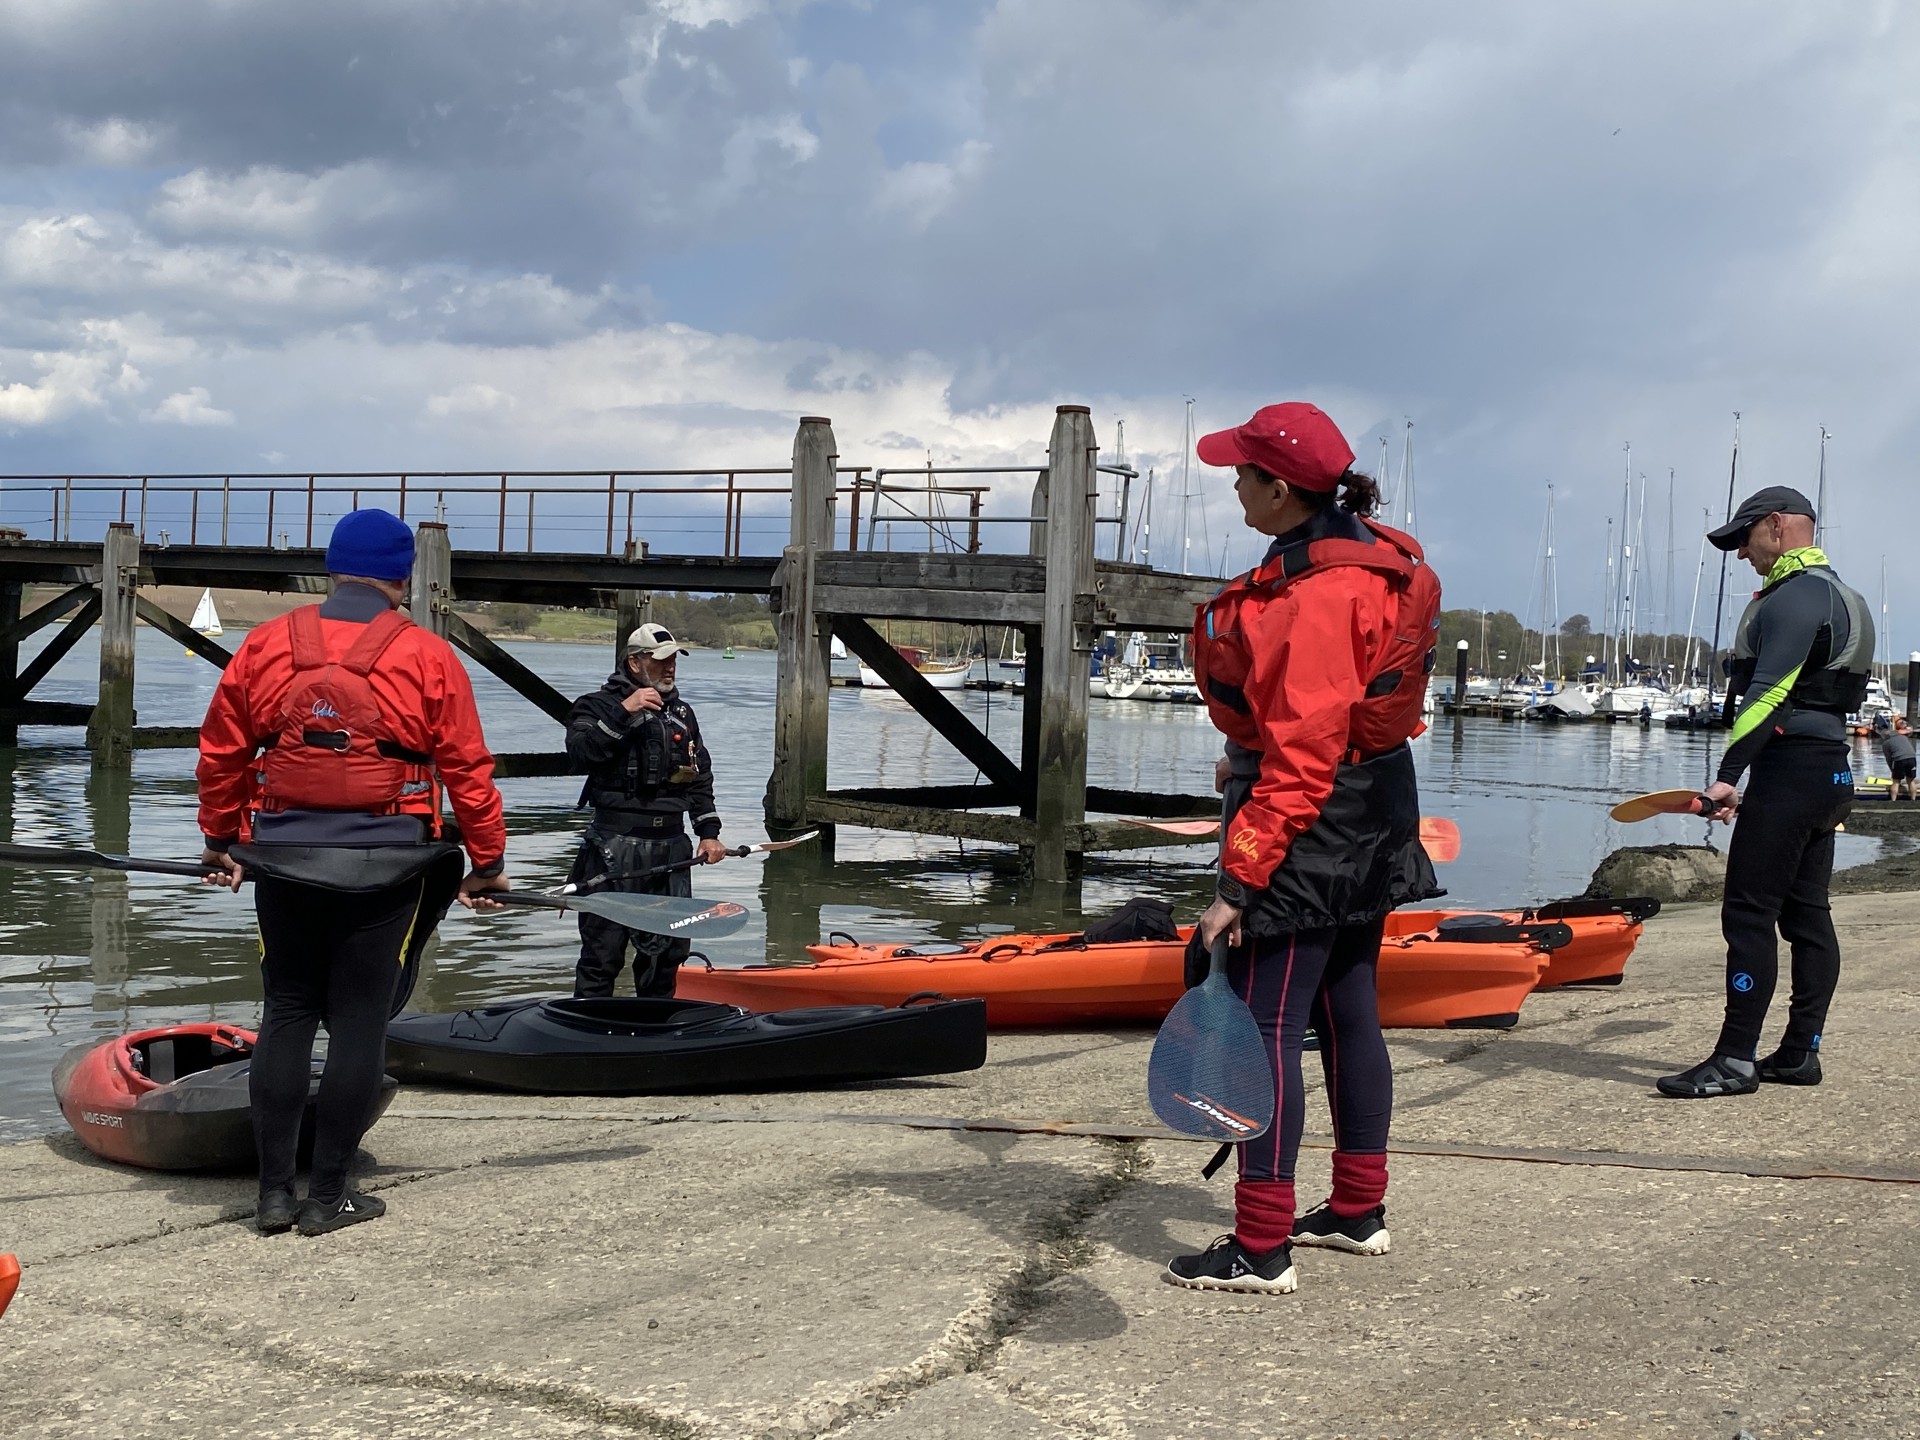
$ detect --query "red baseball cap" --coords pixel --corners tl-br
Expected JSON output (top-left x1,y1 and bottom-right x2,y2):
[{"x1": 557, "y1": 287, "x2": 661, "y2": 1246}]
[{"x1": 1195, "y1": 402, "x2": 1355, "y2": 493}]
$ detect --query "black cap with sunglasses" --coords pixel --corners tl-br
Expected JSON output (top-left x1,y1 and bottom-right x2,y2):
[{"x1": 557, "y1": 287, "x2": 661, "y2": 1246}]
[{"x1": 1706, "y1": 486, "x2": 1817, "y2": 551}]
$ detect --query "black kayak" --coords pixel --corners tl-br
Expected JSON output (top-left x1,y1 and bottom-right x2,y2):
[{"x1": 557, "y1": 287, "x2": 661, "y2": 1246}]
[{"x1": 384, "y1": 995, "x2": 988, "y2": 1095}]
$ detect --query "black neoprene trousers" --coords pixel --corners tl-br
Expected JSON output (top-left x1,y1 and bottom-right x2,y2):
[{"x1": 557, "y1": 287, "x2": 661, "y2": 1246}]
[
  {"x1": 251, "y1": 876, "x2": 424, "y2": 1203},
  {"x1": 1715, "y1": 736, "x2": 1853, "y2": 1059},
  {"x1": 571, "y1": 830, "x2": 693, "y2": 998},
  {"x1": 1229, "y1": 919, "x2": 1393, "y2": 1184}
]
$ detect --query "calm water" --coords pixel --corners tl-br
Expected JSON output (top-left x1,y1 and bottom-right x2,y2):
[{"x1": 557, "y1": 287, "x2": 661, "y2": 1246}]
[{"x1": 0, "y1": 629, "x2": 1899, "y2": 1140}]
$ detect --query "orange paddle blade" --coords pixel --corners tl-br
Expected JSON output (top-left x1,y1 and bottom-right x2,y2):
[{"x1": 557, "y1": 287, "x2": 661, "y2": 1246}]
[
  {"x1": 0, "y1": 1253, "x2": 18, "y2": 1320},
  {"x1": 1120, "y1": 818, "x2": 1221, "y2": 837},
  {"x1": 1609, "y1": 789, "x2": 1708, "y2": 823},
  {"x1": 1418, "y1": 817, "x2": 1461, "y2": 864}
]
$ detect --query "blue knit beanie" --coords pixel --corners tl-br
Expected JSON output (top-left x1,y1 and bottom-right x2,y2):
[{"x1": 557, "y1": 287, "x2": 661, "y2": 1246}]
[{"x1": 326, "y1": 509, "x2": 414, "y2": 581}]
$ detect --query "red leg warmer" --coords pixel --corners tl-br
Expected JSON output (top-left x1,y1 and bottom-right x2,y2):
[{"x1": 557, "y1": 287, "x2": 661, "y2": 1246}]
[
  {"x1": 1233, "y1": 1178, "x2": 1296, "y2": 1254},
  {"x1": 1329, "y1": 1150, "x2": 1388, "y2": 1217}
]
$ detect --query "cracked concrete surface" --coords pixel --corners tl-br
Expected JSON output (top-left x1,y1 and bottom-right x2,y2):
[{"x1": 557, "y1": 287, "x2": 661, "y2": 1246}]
[{"x1": 3, "y1": 894, "x2": 1918, "y2": 1438}]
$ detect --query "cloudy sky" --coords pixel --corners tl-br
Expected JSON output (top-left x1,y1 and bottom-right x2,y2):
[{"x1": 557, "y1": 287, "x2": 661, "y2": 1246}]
[{"x1": 2, "y1": 0, "x2": 1917, "y2": 648}]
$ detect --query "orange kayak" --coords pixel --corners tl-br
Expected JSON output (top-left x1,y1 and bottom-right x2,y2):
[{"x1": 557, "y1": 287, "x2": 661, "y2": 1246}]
[
  {"x1": 0, "y1": 1253, "x2": 17, "y2": 1321},
  {"x1": 677, "y1": 914, "x2": 1571, "y2": 1030},
  {"x1": 1418, "y1": 897, "x2": 1657, "y2": 988}
]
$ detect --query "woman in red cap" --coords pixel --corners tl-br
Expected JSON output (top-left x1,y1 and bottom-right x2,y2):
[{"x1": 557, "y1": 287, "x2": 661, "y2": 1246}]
[{"x1": 1165, "y1": 402, "x2": 1442, "y2": 1295}]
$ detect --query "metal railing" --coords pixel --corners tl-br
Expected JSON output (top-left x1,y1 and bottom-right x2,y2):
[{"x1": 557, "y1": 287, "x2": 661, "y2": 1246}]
[{"x1": 0, "y1": 460, "x2": 1141, "y2": 560}]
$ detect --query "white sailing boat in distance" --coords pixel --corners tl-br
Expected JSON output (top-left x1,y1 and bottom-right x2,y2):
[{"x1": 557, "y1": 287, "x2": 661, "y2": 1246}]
[{"x1": 190, "y1": 588, "x2": 224, "y2": 637}]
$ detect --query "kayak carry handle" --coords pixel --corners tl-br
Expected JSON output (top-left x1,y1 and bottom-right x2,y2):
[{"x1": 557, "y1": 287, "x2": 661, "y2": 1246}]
[
  {"x1": 899, "y1": 991, "x2": 949, "y2": 1007},
  {"x1": 825, "y1": 930, "x2": 860, "y2": 947},
  {"x1": 980, "y1": 943, "x2": 1025, "y2": 963}
]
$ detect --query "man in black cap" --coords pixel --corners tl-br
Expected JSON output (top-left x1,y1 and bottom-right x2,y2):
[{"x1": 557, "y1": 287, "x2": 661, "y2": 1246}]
[
  {"x1": 1657, "y1": 487, "x2": 1874, "y2": 1098},
  {"x1": 564, "y1": 621, "x2": 727, "y2": 997}
]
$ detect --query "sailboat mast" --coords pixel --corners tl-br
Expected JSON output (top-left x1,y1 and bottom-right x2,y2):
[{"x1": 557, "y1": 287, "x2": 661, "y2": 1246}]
[
  {"x1": 1683, "y1": 509, "x2": 1709, "y2": 686},
  {"x1": 1398, "y1": 419, "x2": 1416, "y2": 536},
  {"x1": 1179, "y1": 398, "x2": 1194, "y2": 576},
  {"x1": 1540, "y1": 484, "x2": 1558, "y2": 677},
  {"x1": 1663, "y1": 467, "x2": 1675, "y2": 672},
  {"x1": 1704, "y1": 413, "x2": 1742, "y2": 788},
  {"x1": 1815, "y1": 426, "x2": 1829, "y2": 550}
]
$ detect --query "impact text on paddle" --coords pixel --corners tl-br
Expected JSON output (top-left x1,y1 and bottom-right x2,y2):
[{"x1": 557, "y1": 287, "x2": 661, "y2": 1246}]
[
  {"x1": 556, "y1": 831, "x2": 821, "y2": 897},
  {"x1": 492, "y1": 888, "x2": 751, "y2": 940},
  {"x1": 1146, "y1": 935, "x2": 1276, "y2": 1142},
  {"x1": 1608, "y1": 789, "x2": 1718, "y2": 824},
  {"x1": 1121, "y1": 815, "x2": 1463, "y2": 863}
]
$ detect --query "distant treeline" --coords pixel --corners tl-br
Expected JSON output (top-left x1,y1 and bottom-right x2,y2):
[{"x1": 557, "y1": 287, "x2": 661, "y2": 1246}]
[{"x1": 1438, "y1": 608, "x2": 1735, "y2": 683}]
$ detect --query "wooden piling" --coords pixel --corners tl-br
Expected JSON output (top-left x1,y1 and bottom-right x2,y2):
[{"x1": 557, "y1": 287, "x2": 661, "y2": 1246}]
[
  {"x1": 1031, "y1": 406, "x2": 1096, "y2": 883},
  {"x1": 0, "y1": 579, "x2": 20, "y2": 747},
  {"x1": 86, "y1": 523, "x2": 139, "y2": 770},
  {"x1": 767, "y1": 417, "x2": 837, "y2": 833},
  {"x1": 614, "y1": 539, "x2": 646, "y2": 676},
  {"x1": 410, "y1": 522, "x2": 453, "y2": 639}
]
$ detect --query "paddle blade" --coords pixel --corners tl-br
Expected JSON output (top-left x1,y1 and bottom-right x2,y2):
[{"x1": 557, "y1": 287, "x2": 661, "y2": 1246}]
[
  {"x1": 1121, "y1": 818, "x2": 1221, "y2": 837},
  {"x1": 1609, "y1": 789, "x2": 1709, "y2": 823},
  {"x1": 495, "y1": 889, "x2": 752, "y2": 939},
  {"x1": 1418, "y1": 817, "x2": 1461, "y2": 864},
  {"x1": 1146, "y1": 949, "x2": 1274, "y2": 1142}
]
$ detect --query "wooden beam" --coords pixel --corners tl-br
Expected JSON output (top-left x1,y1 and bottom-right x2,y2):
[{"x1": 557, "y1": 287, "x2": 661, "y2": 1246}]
[
  {"x1": 88, "y1": 525, "x2": 139, "y2": 769},
  {"x1": 825, "y1": 782, "x2": 1019, "y2": 809},
  {"x1": 1085, "y1": 786, "x2": 1219, "y2": 819},
  {"x1": 1032, "y1": 406, "x2": 1096, "y2": 882},
  {"x1": 767, "y1": 417, "x2": 838, "y2": 831},
  {"x1": 813, "y1": 584, "x2": 1044, "y2": 626},
  {"x1": 491, "y1": 751, "x2": 573, "y2": 779},
  {"x1": 0, "y1": 579, "x2": 17, "y2": 745},
  {"x1": 0, "y1": 583, "x2": 95, "y2": 649},
  {"x1": 411, "y1": 522, "x2": 453, "y2": 639},
  {"x1": 831, "y1": 615, "x2": 1025, "y2": 795},
  {"x1": 13, "y1": 593, "x2": 101, "y2": 699},
  {"x1": 804, "y1": 797, "x2": 1214, "y2": 854},
  {"x1": 444, "y1": 612, "x2": 573, "y2": 726},
  {"x1": 0, "y1": 701, "x2": 93, "y2": 727},
  {"x1": 134, "y1": 595, "x2": 235, "y2": 670},
  {"x1": 131, "y1": 726, "x2": 204, "y2": 749}
]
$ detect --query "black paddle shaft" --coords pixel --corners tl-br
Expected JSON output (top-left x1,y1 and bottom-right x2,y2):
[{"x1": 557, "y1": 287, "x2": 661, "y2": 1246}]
[
  {"x1": 571, "y1": 845, "x2": 751, "y2": 893},
  {"x1": 0, "y1": 841, "x2": 223, "y2": 880}
]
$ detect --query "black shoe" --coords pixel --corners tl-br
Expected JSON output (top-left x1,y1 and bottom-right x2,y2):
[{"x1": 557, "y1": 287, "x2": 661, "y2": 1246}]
[
  {"x1": 1163, "y1": 1235, "x2": 1298, "y2": 1294},
  {"x1": 1756, "y1": 1047, "x2": 1823, "y2": 1086},
  {"x1": 255, "y1": 1186, "x2": 297, "y2": 1235},
  {"x1": 296, "y1": 1190, "x2": 387, "y2": 1236},
  {"x1": 1655, "y1": 1054, "x2": 1759, "y2": 1099},
  {"x1": 1290, "y1": 1202, "x2": 1392, "y2": 1255}
]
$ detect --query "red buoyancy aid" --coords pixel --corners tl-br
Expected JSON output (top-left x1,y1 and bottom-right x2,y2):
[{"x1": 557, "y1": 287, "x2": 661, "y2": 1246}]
[
  {"x1": 1193, "y1": 518, "x2": 1440, "y2": 756},
  {"x1": 256, "y1": 606, "x2": 437, "y2": 818}
]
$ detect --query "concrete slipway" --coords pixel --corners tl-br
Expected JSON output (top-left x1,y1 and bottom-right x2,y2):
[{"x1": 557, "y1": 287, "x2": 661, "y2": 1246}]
[{"x1": 3, "y1": 894, "x2": 1916, "y2": 1439}]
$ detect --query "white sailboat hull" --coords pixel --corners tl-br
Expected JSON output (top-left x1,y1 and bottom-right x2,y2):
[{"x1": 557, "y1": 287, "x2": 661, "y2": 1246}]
[
  {"x1": 189, "y1": 588, "x2": 224, "y2": 637},
  {"x1": 858, "y1": 661, "x2": 971, "y2": 691}
]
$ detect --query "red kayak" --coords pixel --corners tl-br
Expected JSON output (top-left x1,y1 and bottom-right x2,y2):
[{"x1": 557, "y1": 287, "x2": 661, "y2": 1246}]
[
  {"x1": 0, "y1": 1254, "x2": 17, "y2": 1320},
  {"x1": 52, "y1": 1023, "x2": 397, "y2": 1171},
  {"x1": 1420, "y1": 897, "x2": 1658, "y2": 988},
  {"x1": 680, "y1": 912, "x2": 1571, "y2": 1030}
]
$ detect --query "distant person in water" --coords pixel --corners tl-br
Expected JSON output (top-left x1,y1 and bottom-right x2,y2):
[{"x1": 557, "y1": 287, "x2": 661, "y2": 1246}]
[
  {"x1": 564, "y1": 623, "x2": 728, "y2": 998},
  {"x1": 196, "y1": 509, "x2": 510, "y2": 1236},
  {"x1": 1881, "y1": 717, "x2": 1917, "y2": 801}
]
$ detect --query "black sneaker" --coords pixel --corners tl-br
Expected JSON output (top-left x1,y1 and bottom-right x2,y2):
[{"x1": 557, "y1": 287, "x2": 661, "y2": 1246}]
[
  {"x1": 1163, "y1": 1235, "x2": 1298, "y2": 1295},
  {"x1": 296, "y1": 1190, "x2": 387, "y2": 1236},
  {"x1": 1290, "y1": 1202, "x2": 1392, "y2": 1255},
  {"x1": 1655, "y1": 1054, "x2": 1758, "y2": 1099},
  {"x1": 255, "y1": 1186, "x2": 297, "y2": 1235},
  {"x1": 1756, "y1": 1047, "x2": 1823, "y2": 1086}
]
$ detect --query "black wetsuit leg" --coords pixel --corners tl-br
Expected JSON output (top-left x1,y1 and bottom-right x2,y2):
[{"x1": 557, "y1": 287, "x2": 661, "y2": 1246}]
[
  {"x1": 1229, "y1": 927, "x2": 1336, "y2": 1185},
  {"x1": 571, "y1": 832, "x2": 693, "y2": 998},
  {"x1": 1715, "y1": 737, "x2": 1852, "y2": 1059},
  {"x1": 252, "y1": 877, "x2": 424, "y2": 1203}
]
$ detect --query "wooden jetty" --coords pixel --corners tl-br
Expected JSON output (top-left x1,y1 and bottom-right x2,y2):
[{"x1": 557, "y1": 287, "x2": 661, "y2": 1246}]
[{"x1": 0, "y1": 409, "x2": 1221, "y2": 882}]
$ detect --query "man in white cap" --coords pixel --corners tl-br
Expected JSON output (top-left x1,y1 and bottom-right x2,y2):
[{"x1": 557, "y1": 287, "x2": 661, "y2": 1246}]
[{"x1": 564, "y1": 622, "x2": 727, "y2": 997}]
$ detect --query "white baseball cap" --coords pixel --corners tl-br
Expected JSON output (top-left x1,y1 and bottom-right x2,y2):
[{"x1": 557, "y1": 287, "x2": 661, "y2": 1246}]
[{"x1": 626, "y1": 622, "x2": 691, "y2": 660}]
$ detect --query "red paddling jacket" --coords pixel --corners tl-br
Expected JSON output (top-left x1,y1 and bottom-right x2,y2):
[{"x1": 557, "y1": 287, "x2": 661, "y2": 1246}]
[
  {"x1": 196, "y1": 585, "x2": 507, "y2": 874},
  {"x1": 1194, "y1": 507, "x2": 1441, "y2": 935}
]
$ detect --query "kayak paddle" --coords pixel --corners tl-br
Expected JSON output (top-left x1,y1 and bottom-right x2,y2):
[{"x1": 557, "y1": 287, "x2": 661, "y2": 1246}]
[
  {"x1": 1609, "y1": 789, "x2": 1714, "y2": 823},
  {"x1": 0, "y1": 841, "x2": 221, "y2": 880},
  {"x1": 557, "y1": 831, "x2": 821, "y2": 896},
  {"x1": 492, "y1": 888, "x2": 751, "y2": 939},
  {"x1": 1146, "y1": 934, "x2": 1274, "y2": 1142},
  {"x1": 1120, "y1": 816, "x2": 1463, "y2": 863}
]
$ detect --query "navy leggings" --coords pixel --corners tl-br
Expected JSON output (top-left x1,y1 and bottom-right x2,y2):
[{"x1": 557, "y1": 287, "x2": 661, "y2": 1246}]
[{"x1": 1228, "y1": 919, "x2": 1393, "y2": 1183}]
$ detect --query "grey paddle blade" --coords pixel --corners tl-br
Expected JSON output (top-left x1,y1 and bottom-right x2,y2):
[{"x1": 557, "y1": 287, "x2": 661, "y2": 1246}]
[
  {"x1": 494, "y1": 889, "x2": 751, "y2": 939},
  {"x1": 1146, "y1": 937, "x2": 1274, "y2": 1142}
]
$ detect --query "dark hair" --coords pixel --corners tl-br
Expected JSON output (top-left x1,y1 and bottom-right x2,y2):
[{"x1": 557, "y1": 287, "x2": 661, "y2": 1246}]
[{"x1": 1270, "y1": 467, "x2": 1380, "y2": 518}]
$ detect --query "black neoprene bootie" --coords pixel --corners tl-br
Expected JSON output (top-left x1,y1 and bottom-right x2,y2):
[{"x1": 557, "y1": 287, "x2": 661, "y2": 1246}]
[
  {"x1": 296, "y1": 1189, "x2": 386, "y2": 1236},
  {"x1": 1655, "y1": 1054, "x2": 1758, "y2": 1099},
  {"x1": 255, "y1": 1186, "x2": 297, "y2": 1235},
  {"x1": 1756, "y1": 1047, "x2": 1823, "y2": 1086}
]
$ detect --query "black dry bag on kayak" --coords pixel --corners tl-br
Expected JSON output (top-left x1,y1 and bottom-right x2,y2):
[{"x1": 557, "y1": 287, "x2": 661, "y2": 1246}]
[{"x1": 1082, "y1": 896, "x2": 1180, "y2": 947}]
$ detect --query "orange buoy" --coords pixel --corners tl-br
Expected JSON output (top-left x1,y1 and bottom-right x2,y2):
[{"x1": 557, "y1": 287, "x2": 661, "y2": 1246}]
[{"x1": 0, "y1": 1253, "x2": 20, "y2": 1319}]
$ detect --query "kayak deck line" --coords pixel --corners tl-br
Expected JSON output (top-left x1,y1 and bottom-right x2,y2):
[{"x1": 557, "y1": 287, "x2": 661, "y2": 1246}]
[{"x1": 383, "y1": 1109, "x2": 1920, "y2": 1187}]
